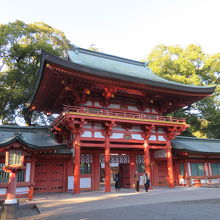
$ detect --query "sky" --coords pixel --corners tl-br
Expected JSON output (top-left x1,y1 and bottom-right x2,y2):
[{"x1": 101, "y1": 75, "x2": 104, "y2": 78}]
[{"x1": 1, "y1": 0, "x2": 220, "y2": 61}]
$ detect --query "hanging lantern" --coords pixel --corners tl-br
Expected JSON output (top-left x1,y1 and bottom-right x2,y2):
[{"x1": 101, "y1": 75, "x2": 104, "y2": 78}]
[{"x1": 4, "y1": 148, "x2": 25, "y2": 170}]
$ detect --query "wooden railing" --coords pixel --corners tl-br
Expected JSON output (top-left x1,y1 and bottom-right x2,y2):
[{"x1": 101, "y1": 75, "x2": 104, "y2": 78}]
[{"x1": 61, "y1": 105, "x2": 186, "y2": 124}]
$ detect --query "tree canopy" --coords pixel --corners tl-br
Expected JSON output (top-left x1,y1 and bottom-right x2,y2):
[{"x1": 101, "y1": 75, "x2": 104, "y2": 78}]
[
  {"x1": 146, "y1": 44, "x2": 220, "y2": 138},
  {"x1": 0, "y1": 20, "x2": 71, "y2": 125}
]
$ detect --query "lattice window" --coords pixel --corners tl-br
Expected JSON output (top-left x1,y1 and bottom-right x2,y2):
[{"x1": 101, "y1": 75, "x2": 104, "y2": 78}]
[
  {"x1": 210, "y1": 163, "x2": 220, "y2": 175},
  {"x1": 100, "y1": 154, "x2": 129, "y2": 164},
  {"x1": 0, "y1": 163, "x2": 25, "y2": 183},
  {"x1": 136, "y1": 155, "x2": 144, "y2": 164},
  {"x1": 80, "y1": 163, "x2": 92, "y2": 174},
  {"x1": 191, "y1": 163, "x2": 204, "y2": 176},
  {"x1": 80, "y1": 154, "x2": 92, "y2": 164}
]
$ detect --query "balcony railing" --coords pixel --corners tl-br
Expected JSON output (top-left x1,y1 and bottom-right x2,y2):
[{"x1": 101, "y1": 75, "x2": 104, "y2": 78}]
[{"x1": 61, "y1": 105, "x2": 186, "y2": 124}]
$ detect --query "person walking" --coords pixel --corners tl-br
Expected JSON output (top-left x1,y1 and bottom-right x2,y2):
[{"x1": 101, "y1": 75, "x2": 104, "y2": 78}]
[
  {"x1": 143, "y1": 171, "x2": 150, "y2": 192},
  {"x1": 134, "y1": 172, "x2": 140, "y2": 192},
  {"x1": 113, "y1": 172, "x2": 120, "y2": 191}
]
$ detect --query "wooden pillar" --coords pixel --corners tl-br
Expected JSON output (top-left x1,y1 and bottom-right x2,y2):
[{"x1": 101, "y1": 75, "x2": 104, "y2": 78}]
[
  {"x1": 92, "y1": 152, "x2": 100, "y2": 191},
  {"x1": 28, "y1": 159, "x2": 36, "y2": 200},
  {"x1": 166, "y1": 142, "x2": 174, "y2": 188},
  {"x1": 105, "y1": 135, "x2": 111, "y2": 192},
  {"x1": 129, "y1": 153, "x2": 136, "y2": 188},
  {"x1": 67, "y1": 119, "x2": 86, "y2": 194},
  {"x1": 144, "y1": 140, "x2": 151, "y2": 176},
  {"x1": 73, "y1": 133, "x2": 81, "y2": 194},
  {"x1": 103, "y1": 121, "x2": 115, "y2": 192},
  {"x1": 5, "y1": 171, "x2": 17, "y2": 204},
  {"x1": 184, "y1": 160, "x2": 190, "y2": 186}
]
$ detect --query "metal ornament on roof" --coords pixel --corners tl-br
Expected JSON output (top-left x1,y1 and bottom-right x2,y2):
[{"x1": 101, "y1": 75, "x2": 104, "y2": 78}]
[
  {"x1": 100, "y1": 154, "x2": 129, "y2": 164},
  {"x1": 80, "y1": 154, "x2": 92, "y2": 164},
  {"x1": 136, "y1": 155, "x2": 144, "y2": 164}
]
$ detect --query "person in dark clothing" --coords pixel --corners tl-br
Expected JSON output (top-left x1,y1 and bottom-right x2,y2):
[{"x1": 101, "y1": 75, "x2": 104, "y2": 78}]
[
  {"x1": 134, "y1": 172, "x2": 140, "y2": 192},
  {"x1": 143, "y1": 171, "x2": 150, "y2": 192},
  {"x1": 114, "y1": 172, "x2": 120, "y2": 191}
]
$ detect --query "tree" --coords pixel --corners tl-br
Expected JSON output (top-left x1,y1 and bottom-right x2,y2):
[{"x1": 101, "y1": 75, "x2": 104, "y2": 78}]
[
  {"x1": 146, "y1": 44, "x2": 220, "y2": 138},
  {"x1": 0, "y1": 20, "x2": 71, "y2": 125}
]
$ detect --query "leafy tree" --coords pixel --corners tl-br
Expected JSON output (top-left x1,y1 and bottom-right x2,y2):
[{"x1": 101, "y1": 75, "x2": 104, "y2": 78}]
[
  {"x1": 146, "y1": 44, "x2": 220, "y2": 138},
  {"x1": 0, "y1": 20, "x2": 71, "y2": 125}
]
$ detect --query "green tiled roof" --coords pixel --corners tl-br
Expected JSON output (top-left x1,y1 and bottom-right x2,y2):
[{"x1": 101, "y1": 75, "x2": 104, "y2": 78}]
[
  {"x1": 172, "y1": 136, "x2": 220, "y2": 154},
  {"x1": 67, "y1": 47, "x2": 215, "y2": 93},
  {"x1": 0, "y1": 125, "x2": 66, "y2": 149}
]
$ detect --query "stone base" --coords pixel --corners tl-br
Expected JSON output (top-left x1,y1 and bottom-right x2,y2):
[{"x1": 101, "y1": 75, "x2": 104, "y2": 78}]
[
  {"x1": 0, "y1": 203, "x2": 18, "y2": 220},
  {"x1": 0, "y1": 203, "x2": 40, "y2": 220}
]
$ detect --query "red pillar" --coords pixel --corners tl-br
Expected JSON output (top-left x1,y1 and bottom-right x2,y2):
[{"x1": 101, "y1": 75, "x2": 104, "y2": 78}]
[
  {"x1": 92, "y1": 152, "x2": 100, "y2": 191},
  {"x1": 129, "y1": 153, "x2": 136, "y2": 188},
  {"x1": 105, "y1": 135, "x2": 111, "y2": 192},
  {"x1": 144, "y1": 140, "x2": 151, "y2": 176},
  {"x1": 28, "y1": 159, "x2": 36, "y2": 200},
  {"x1": 5, "y1": 171, "x2": 17, "y2": 204},
  {"x1": 184, "y1": 160, "x2": 190, "y2": 186},
  {"x1": 166, "y1": 142, "x2": 174, "y2": 188},
  {"x1": 74, "y1": 133, "x2": 81, "y2": 194}
]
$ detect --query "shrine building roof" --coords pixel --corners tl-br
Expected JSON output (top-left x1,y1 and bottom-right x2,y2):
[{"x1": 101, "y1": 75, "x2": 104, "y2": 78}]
[
  {"x1": 67, "y1": 47, "x2": 215, "y2": 93},
  {"x1": 0, "y1": 125, "x2": 66, "y2": 150},
  {"x1": 29, "y1": 46, "x2": 215, "y2": 113},
  {"x1": 172, "y1": 136, "x2": 220, "y2": 154}
]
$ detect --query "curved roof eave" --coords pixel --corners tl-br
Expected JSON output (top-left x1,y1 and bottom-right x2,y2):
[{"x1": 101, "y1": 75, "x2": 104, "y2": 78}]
[
  {"x1": 0, "y1": 135, "x2": 66, "y2": 150},
  {"x1": 172, "y1": 136, "x2": 220, "y2": 154},
  {"x1": 29, "y1": 50, "x2": 216, "y2": 108},
  {"x1": 0, "y1": 136, "x2": 37, "y2": 149}
]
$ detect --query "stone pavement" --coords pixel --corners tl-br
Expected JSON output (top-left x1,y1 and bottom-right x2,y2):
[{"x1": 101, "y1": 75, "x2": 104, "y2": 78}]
[{"x1": 17, "y1": 187, "x2": 220, "y2": 219}]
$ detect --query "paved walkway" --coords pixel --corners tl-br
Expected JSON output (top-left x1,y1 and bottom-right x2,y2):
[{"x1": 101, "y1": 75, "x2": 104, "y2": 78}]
[{"x1": 18, "y1": 187, "x2": 220, "y2": 219}]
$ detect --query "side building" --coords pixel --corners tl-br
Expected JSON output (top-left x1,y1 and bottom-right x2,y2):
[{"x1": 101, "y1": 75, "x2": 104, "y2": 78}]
[{"x1": 0, "y1": 47, "x2": 217, "y2": 197}]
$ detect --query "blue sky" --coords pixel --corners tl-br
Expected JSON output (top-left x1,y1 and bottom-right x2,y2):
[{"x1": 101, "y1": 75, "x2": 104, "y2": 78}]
[{"x1": 1, "y1": 0, "x2": 220, "y2": 60}]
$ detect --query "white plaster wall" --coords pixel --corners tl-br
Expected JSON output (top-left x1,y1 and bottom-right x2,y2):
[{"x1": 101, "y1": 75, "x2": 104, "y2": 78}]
[
  {"x1": 145, "y1": 108, "x2": 150, "y2": 113},
  {"x1": 128, "y1": 106, "x2": 138, "y2": 111},
  {"x1": 25, "y1": 162, "x2": 31, "y2": 182},
  {"x1": 16, "y1": 187, "x2": 29, "y2": 194},
  {"x1": 111, "y1": 133, "x2": 124, "y2": 139},
  {"x1": 0, "y1": 188, "x2": 6, "y2": 195},
  {"x1": 80, "y1": 178, "x2": 91, "y2": 188},
  {"x1": 130, "y1": 126, "x2": 142, "y2": 132},
  {"x1": 84, "y1": 123, "x2": 92, "y2": 128},
  {"x1": 85, "y1": 100, "x2": 92, "y2": 106},
  {"x1": 149, "y1": 135, "x2": 156, "y2": 141},
  {"x1": 68, "y1": 176, "x2": 91, "y2": 189},
  {"x1": 131, "y1": 134, "x2": 144, "y2": 140},
  {"x1": 94, "y1": 101, "x2": 101, "y2": 107},
  {"x1": 152, "y1": 108, "x2": 157, "y2": 113},
  {"x1": 81, "y1": 131, "x2": 92, "y2": 137},
  {"x1": 210, "y1": 179, "x2": 220, "y2": 184},
  {"x1": 94, "y1": 123, "x2": 103, "y2": 129},
  {"x1": 157, "y1": 128, "x2": 165, "y2": 133},
  {"x1": 68, "y1": 176, "x2": 74, "y2": 190},
  {"x1": 94, "y1": 132, "x2": 104, "y2": 138},
  {"x1": 109, "y1": 103, "x2": 120, "y2": 108},
  {"x1": 158, "y1": 136, "x2": 166, "y2": 141},
  {"x1": 201, "y1": 179, "x2": 208, "y2": 184},
  {"x1": 112, "y1": 125, "x2": 124, "y2": 131}
]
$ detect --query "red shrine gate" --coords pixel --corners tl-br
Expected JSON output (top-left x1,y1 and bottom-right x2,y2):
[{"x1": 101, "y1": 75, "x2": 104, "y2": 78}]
[{"x1": 27, "y1": 48, "x2": 214, "y2": 194}]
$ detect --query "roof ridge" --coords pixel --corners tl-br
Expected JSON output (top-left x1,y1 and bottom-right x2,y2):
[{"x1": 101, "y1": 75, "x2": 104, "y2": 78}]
[
  {"x1": 71, "y1": 46, "x2": 146, "y2": 67},
  {"x1": 175, "y1": 136, "x2": 220, "y2": 141}
]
